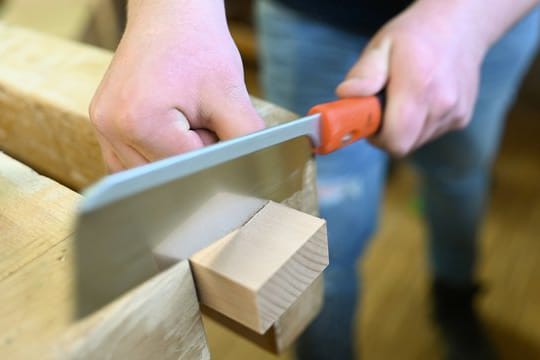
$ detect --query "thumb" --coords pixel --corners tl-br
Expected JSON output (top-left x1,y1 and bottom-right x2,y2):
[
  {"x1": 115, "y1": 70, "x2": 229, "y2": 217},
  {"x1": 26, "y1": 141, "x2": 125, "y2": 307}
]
[
  {"x1": 210, "y1": 91, "x2": 266, "y2": 140},
  {"x1": 336, "y1": 38, "x2": 392, "y2": 97}
]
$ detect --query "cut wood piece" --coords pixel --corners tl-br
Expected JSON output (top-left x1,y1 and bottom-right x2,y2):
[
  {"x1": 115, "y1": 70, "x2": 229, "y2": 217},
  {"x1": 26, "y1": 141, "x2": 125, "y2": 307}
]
[
  {"x1": 202, "y1": 274, "x2": 324, "y2": 354},
  {"x1": 0, "y1": 152, "x2": 209, "y2": 360},
  {"x1": 190, "y1": 201, "x2": 328, "y2": 334}
]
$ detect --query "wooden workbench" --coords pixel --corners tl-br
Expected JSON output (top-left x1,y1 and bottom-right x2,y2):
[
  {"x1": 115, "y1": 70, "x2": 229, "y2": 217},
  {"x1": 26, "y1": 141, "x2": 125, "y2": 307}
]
[{"x1": 0, "y1": 22, "x2": 323, "y2": 359}]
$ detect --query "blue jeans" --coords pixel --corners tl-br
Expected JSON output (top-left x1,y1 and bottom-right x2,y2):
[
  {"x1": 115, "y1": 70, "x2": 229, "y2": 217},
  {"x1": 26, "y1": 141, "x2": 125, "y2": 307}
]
[{"x1": 255, "y1": 1, "x2": 540, "y2": 359}]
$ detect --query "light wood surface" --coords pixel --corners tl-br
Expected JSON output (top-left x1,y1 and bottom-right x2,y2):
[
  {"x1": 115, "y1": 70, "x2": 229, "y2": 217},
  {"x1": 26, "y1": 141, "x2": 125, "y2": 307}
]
[
  {"x1": 191, "y1": 201, "x2": 327, "y2": 333},
  {"x1": 0, "y1": 152, "x2": 209, "y2": 360},
  {"x1": 58, "y1": 261, "x2": 209, "y2": 360}
]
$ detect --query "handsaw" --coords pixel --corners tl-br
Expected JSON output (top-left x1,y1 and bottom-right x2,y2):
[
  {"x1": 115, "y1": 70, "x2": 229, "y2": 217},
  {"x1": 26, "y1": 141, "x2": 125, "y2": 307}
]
[{"x1": 75, "y1": 96, "x2": 382, "y2": 318}]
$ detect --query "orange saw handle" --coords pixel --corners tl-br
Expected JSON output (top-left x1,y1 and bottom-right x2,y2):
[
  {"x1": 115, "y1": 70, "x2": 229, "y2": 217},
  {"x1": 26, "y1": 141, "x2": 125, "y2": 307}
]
[{"x1": 308, "y1": 96, "x2": 383, "y2": 154}]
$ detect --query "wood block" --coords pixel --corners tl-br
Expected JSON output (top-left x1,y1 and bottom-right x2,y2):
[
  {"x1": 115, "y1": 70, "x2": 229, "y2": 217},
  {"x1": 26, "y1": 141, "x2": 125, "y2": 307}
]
[
  {"x1": 190, "y1": 201, "x2": 328, "y2": 334},
  {"x1": 0, "y1": 152, "x2": 209, "y2": 360},
  {"x1": 202, "y1": 274, "x2": 324, "y2": 354}
]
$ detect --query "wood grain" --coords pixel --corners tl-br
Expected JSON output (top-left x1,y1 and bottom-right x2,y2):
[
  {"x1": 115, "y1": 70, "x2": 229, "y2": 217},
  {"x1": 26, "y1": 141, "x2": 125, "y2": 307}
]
[
  {"x1": 191, "y1": 201, "x2": 328, "y2": 333},
  {"x1": 0, "y1": 152, "x2": 209, "y2": 360},
  {"x1": 58, "y1": 261, "x2": 209, "y2": 360},
  {"x1": 202, "y1": 274, "x2": 324, "y2": 354}
]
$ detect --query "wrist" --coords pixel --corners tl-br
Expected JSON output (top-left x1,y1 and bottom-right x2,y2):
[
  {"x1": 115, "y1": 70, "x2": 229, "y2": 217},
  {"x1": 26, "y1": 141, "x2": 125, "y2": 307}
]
[
  {"x1": 404, "y1": 0, "x2": 491, "y2": 60},
  {"x1": 413, "y1": 0, "x2": 540, "y2": 53},
  {"x1": 126, "y1": 0, "x2": 227, "y2": 39}
]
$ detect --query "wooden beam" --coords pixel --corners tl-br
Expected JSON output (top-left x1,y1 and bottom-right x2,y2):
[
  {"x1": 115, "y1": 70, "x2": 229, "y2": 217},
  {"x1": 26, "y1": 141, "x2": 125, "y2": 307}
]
[
  {"x1": 0, "y1": 22, "x2": 108, "y2": 189},
  {"x1": 190, "y1": 201, "x2": 327, "y2": 334},
  {"x1": 0, "y1": 152, "x2": 209, "y2": 360}
]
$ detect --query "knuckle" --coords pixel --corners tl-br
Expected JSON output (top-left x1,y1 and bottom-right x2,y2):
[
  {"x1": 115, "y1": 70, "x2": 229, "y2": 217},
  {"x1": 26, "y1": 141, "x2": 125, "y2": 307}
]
[
  {"x1": 453, "y1": 114, "x2": 469, "y2": 130},
  {"x1": 380, "y1": 128, "x2": 414, "y2": 157},
  {"x1": 434, "y1": 88, "x2": 458, "y2": 112},
  {"x1": 452, "y1": 104, "x2": 471, "y2": 130},
  {"x1": 88, "y1": 98, "x2": 111, "y2": 133},
  {"x1": 117, "y1": 106, "x2": 148, "y2": 144},
  {"x1": 388, "y1": 140, "x2": 413, "y2": 157},
  {"x1": 89, "y1": 97, "x2": 148, "y2": 144}
]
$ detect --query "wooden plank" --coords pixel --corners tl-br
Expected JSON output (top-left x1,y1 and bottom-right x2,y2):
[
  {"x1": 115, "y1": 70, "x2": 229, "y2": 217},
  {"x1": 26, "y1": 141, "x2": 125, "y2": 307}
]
[
  {"x1": 202, "y1": 274, "x2": 324, "y2": 354},
  {"x1": 0, "y1": 152, "x2": 209, "y2": 360},
  {"x1": 190, "y1": 201, "x2": 327, "y2": 334}
]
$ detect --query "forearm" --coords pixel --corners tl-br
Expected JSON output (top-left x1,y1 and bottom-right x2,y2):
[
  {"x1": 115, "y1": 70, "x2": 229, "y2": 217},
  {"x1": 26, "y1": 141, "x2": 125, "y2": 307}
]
[{"x1": 411, "y1": 0, "x2": 540, "y2": 54}]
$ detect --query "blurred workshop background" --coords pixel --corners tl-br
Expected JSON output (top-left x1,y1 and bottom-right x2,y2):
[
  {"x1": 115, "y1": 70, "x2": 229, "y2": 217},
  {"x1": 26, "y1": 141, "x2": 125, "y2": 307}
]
[{"x1": 1, "y1": 0, "x2": 539, "y2": 359}]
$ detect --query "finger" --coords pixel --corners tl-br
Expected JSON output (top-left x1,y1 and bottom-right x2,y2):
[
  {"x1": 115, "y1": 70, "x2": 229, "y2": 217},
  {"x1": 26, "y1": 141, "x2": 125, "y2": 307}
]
[
  {"x1": 105, "y1": 149, "x2": 126, "y2": 173},
  {"x1": 195, "y1": 129, "x2": 219, "y2": 145},
  {"x1": 114, "y1": 143, "x2": 151, "y2": 169},
  {"x1": 133, "y1": 109, "x2": 207, "y2": 161},
  {"x1": 96, "y1": 135, "x2": 126, "y2": 173},
  {"x1": 370, "y1": 70, "x2": 428, "y2": 156},
  {"x1": 370, "y1": 94, "x2": 427, "y2": 156},
  {"x1": 414, "y1": 110, "x2": 454, "y2": 149},
  {"x1": 336, "y1": 37, "x2": 392, "y2": 97},
  {"x1": 206, "y1": 87, "x2": 265, "y2": 140}
]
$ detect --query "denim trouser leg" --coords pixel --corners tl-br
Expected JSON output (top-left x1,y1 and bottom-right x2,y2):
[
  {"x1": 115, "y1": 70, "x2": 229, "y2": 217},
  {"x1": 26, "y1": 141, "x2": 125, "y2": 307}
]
[
  {"x1": 256, "y1": 2, "x2": 387, "y2": 359},
  {"x1": 410, "y1": 9, "x2": 540, "y2": 285},
  {"x1": 255, "y1": 1, "x2": 540, "y2": 359}
]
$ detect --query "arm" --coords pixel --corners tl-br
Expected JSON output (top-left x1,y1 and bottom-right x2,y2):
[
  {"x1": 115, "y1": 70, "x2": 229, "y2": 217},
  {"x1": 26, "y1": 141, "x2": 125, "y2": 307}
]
[
  {"x1": 90, "y1": 0, "x2": 264, "y2": 171},
  {"x1": 337, "y1": 0, "x2": 540, "y2": 156}
]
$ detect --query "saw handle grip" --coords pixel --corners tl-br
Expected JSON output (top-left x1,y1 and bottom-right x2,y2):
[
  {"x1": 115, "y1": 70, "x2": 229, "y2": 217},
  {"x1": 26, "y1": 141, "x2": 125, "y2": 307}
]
[{"x1": 308, "y1": 96, "x2": 383, "y2": 154}]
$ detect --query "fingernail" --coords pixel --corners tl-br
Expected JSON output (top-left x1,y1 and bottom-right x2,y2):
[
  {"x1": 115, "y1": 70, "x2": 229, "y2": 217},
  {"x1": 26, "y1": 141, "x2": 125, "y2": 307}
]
[{"x1": 174, "y1": 109, "x2": 190, "y2": 131}]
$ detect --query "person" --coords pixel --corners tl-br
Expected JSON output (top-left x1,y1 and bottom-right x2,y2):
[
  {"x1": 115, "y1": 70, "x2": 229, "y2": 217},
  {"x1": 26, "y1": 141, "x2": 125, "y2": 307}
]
[{"x1": 89, "y1": 1, "x2": 540, "y2": 359}]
